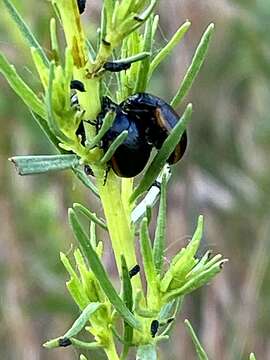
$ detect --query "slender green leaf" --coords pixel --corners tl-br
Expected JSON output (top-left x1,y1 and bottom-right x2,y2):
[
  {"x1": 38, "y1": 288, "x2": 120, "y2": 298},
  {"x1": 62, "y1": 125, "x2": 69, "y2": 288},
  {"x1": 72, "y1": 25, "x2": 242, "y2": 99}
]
[
  {"x1": 73, "y1": 203, "x2": 108, "y2": 231},
  {"x1": 161, "y1": 215, "x2": 204, "y2": 292},
  {"x1": 113, "y1": 52, "x2": 151, "y2": 66},
  {"x1": 50, "y1": 18, "x2": 60, "y2": 63},
  {"x1": 73, "y1": 166, "x2": 100, "y2": 198},
  {"x1": 171, "y1": 23, "x2": 214, "y2": 108},
  {"x1": 43, "y1": 338, "x2": 60, "y2": 349},
  {"x1": 250, "y1": 353, "x2": 256, "y2": 360},
  {"x1": 110, "y1": 325, "x2": 126, "y2": 344},
  {"x1": 90, "y1": 222, "x2": 97, "y2": 248},
  {"x1": 146, "y1": 205, "x2": 152, "y2": 225},
  {"x1": 121, "y1": 255, "x2": 134, "y2": 359},
  {"x1": 64, "y1": 303, "x2": 102, "y2": 338},
  {"x1": 9, "y1": 155, "x2": 79, "y2": 175},
  {"x1": 151, "y1": 15, "x2": 159, "y2": 39},
  {"x1": 68, "y1": 209, "x2": 141, "y2": 330},
  {"x1": 87, "y1": 111, "x2": 115, "y2": 149},
  {"x1": 121, "y1": 0, "x2": 157, "y2": 38},
  {"x1": 185, "y1": 319, "x2": 209, "y2": 360},
  {"x1": 46, "y1": 62, "x2": 72, "y2": 143},
  {"x1": 80, "y1": 355, "x2": 88, "y2": 360},
  {"x1": 135, "y1": 16, "x2": 153, "y2": 92},
  {"x1": 134, "y1": 291, "x2": 158, "y2": 318},
  {"x1": 159, "y1": 297, "x2": 183, "y2": 336},
  {"x1": 43, "y1": 337, "x2": 101, "y2": 350},
  {"x1": 121, "y1": 255, "x2": 133, "y2": 312},
  {"x1": 100, "y1": 130, "x2": 128, "y2": 164},
  {"x1": 117, "y1": 0, "x2": 133, "y2": 20},
  {"x1": 69, "y1": 338, "x2": 102, "y2": 350},
  {"x1": 0, "y1": 53, "x2": 45, "y2": 119},
  {"x1": 164, "y1": 257, "x2": 227, "y2": 302},
  {"x1": 136, "y1": 344, "x2": 157, "y2": 360},
  {"x1": 130, "y1": 104, "x2": 192, "y2": 202},
  {"x1": 135, "y1": 0, "x2": 158, "y2": 22},
  {"x1": 153, "y1": 175, "x2": 167, "y2": 274},
  {"x1": 30, "y1": 111, "x2": 63, "y2": 150},
  {"x1": 140, "y1": 218, "x2": 158, "y2": 301},
  {"x1": 149, "y1": 21, "x2": 191, "y2": 78},
  {"x1": 60, "y1": 252, "x2": 90, "y2": 310},
  {"x1": 3, "y1": 0, "x2": 49, "y2": 67}
]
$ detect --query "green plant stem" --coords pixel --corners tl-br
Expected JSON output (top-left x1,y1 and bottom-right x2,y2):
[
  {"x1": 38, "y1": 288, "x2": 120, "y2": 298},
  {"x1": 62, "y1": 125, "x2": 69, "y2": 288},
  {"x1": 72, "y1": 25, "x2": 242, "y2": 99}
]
[
  {"x1": 96, "y1": 170, "x2": 140, "y2": 290},
  {"x1": 104, "y1": 334, "x2": 120, "y2": 360},
  {"x1": 56, "y1": 1, "x2": 140, "y2": 294}
]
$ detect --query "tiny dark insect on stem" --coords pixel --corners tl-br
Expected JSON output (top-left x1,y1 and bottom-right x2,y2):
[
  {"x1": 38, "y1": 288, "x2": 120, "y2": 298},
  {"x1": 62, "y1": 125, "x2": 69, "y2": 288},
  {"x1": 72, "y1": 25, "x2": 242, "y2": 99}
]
[
  {"x1": 150, "y1": 320, "x2": 159, "y2": 337},
  {"x1": 129, "y1": 264, "x2": 140, "y2": 278},
  {"x1": 58, "y1": 337, "x2": 72, "y2": 347}
]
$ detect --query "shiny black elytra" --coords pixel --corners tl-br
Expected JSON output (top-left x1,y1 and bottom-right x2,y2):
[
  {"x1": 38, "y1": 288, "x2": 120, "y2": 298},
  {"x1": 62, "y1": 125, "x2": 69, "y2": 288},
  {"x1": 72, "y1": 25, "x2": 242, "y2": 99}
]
[
  {"x1": 122, "y1": 93, "x2": 188, "y2": 165},
  {"x1": 96, "y1": 93, "x2": 187, "y2": 178},
  {"x1": 97, "y1": 97, "x2": 152, "y2": 178}
]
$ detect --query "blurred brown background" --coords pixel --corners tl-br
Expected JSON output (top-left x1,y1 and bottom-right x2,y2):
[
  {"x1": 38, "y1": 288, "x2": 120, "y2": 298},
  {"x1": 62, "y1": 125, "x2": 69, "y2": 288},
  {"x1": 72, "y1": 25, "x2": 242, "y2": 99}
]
[{"x1": 1, "y1": 0, "x2": 270, "y2": 359}]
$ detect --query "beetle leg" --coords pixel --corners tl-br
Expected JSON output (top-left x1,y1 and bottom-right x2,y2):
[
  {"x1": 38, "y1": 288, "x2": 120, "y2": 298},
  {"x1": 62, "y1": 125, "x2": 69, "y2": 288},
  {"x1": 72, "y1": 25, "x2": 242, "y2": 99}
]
[
  {"x1": 101, "y1": 96, "x2": 118, "y2": 112},
  {"x1": 70, "y1": 80, "x2": 86, "y2": 92},
  {"x1": 84, "y1": 164, "x2": 94, "y2": 176},
  {"x1": 103, "y1": 165, "x2": 111, "y2": 185}
]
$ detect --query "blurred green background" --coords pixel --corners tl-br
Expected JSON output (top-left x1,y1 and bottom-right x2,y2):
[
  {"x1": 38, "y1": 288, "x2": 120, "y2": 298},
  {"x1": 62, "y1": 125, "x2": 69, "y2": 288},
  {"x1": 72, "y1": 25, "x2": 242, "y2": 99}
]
[{"x1": 1, "y1": 0, "x2": 270, "y2": 359}]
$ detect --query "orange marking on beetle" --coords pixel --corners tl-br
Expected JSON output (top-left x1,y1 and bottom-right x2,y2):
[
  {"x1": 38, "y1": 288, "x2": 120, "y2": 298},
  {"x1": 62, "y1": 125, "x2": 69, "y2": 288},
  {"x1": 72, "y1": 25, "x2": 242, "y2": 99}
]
[
  {"x1": 155, "y1": 107, "x2": 171, "y2": 133},
  {"x1": 111, "y1": 155, "x2": 121, "y2": 176}
]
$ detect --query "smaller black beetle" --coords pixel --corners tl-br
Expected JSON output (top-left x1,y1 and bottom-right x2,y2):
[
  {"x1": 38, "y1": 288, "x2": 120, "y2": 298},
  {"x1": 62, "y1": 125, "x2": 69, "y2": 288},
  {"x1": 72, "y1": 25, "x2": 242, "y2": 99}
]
[
  {"x1": 121, "y1": 93, "x2": 187, "y2": 165},
  {"x1": 129, "y1": 264, "x2": 140, "y2": 278},
  {"x1": 103, "y1": 61, "x2": 132, "y2": 72},
  {"x1": 77, "y1": 0, "x2": 86, "y2": 14},
  {"x1": 150, "y1": 320, "x2": 159, "y2": 338},
  {"x1": 58, "y1": 337, "x2": 72, "y2": 347},
  {"x1": 97, "y1": 97, "x2": 152, "y2": 178}
]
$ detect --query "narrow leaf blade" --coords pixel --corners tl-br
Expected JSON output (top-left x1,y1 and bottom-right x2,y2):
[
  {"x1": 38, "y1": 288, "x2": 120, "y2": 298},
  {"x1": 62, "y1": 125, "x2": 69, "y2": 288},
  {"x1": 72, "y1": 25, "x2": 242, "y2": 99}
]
[
  {"x1": 185, "y1": 319, "x2": 209, "y2": 360},
  {"x1": 135, "y1": 16, "x2": 153, "y2": 92},
  {"x1": 149, "y1": 21, "x2": 191, "y2": 78},
  {"x1": 72, "y1": 166, "x2": 100, "y2": 198},
  {"x1": 121, "y1": 255, "x2": 134, "y2": 359},
  {"x1": 0, "y1": 53, "x2": 45, "y2": 119},
  {"x1": 153, "y1": 175, "x2": 167, "y2": 274},
  {"x1": 140, "y1": 218, "x2": 157, "y2": 292},
  {"x1": 64, "y1": 302, "x2": 102, "y2": 338},
  {"x1": 73, "y1": 203, "x2": 108, "y2": 231},
  {"x1": 46, "y1": 62, "x2": 72, "y2": 143},
  {"x1": 171, "y1": 23, "x2": 214, "y2": 108},
  {"x1": 130, "y1": 104, "x2": 192, "y2": 202},
  {"x1": 3, "y1": 0, "x2": 49, "y2": 67},
  {"x1": 68, "y1": 209, "x2": 141, "y2": 330},
  {"x1": 100, "y1": 130, "x2": 129, "y2": 164},
  {"x1": 9, "y1": 155, "x2": 79, "y2": 175}
]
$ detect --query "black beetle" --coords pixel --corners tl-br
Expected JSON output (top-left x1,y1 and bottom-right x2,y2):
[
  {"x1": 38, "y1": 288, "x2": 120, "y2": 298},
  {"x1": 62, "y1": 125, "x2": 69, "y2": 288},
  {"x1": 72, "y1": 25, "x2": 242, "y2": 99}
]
[
  {"x1": 129, "y1": 264, "x2": 140, "y2": 278},
  {"x1": 121, "y1": 93, "x2": 187, "y2": 165},
  {"x1": 150, "y1": 320, "x2": 159, "y2": 338},
  {"x1": 58, "y1": 337, "x2": 72, "y2": 347},
  {"x1": 77, "y1": 0, "x2": 86, "y2": 14},
  {"x1": 97, "y1": 97, "x2": 152, "y2": 178},
  {"x1": 103, "y1": 61, "x2": 132, "y2": 72},
  {"x1": 96, "y1": 93, "x2": 187, "y2": 178}
]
